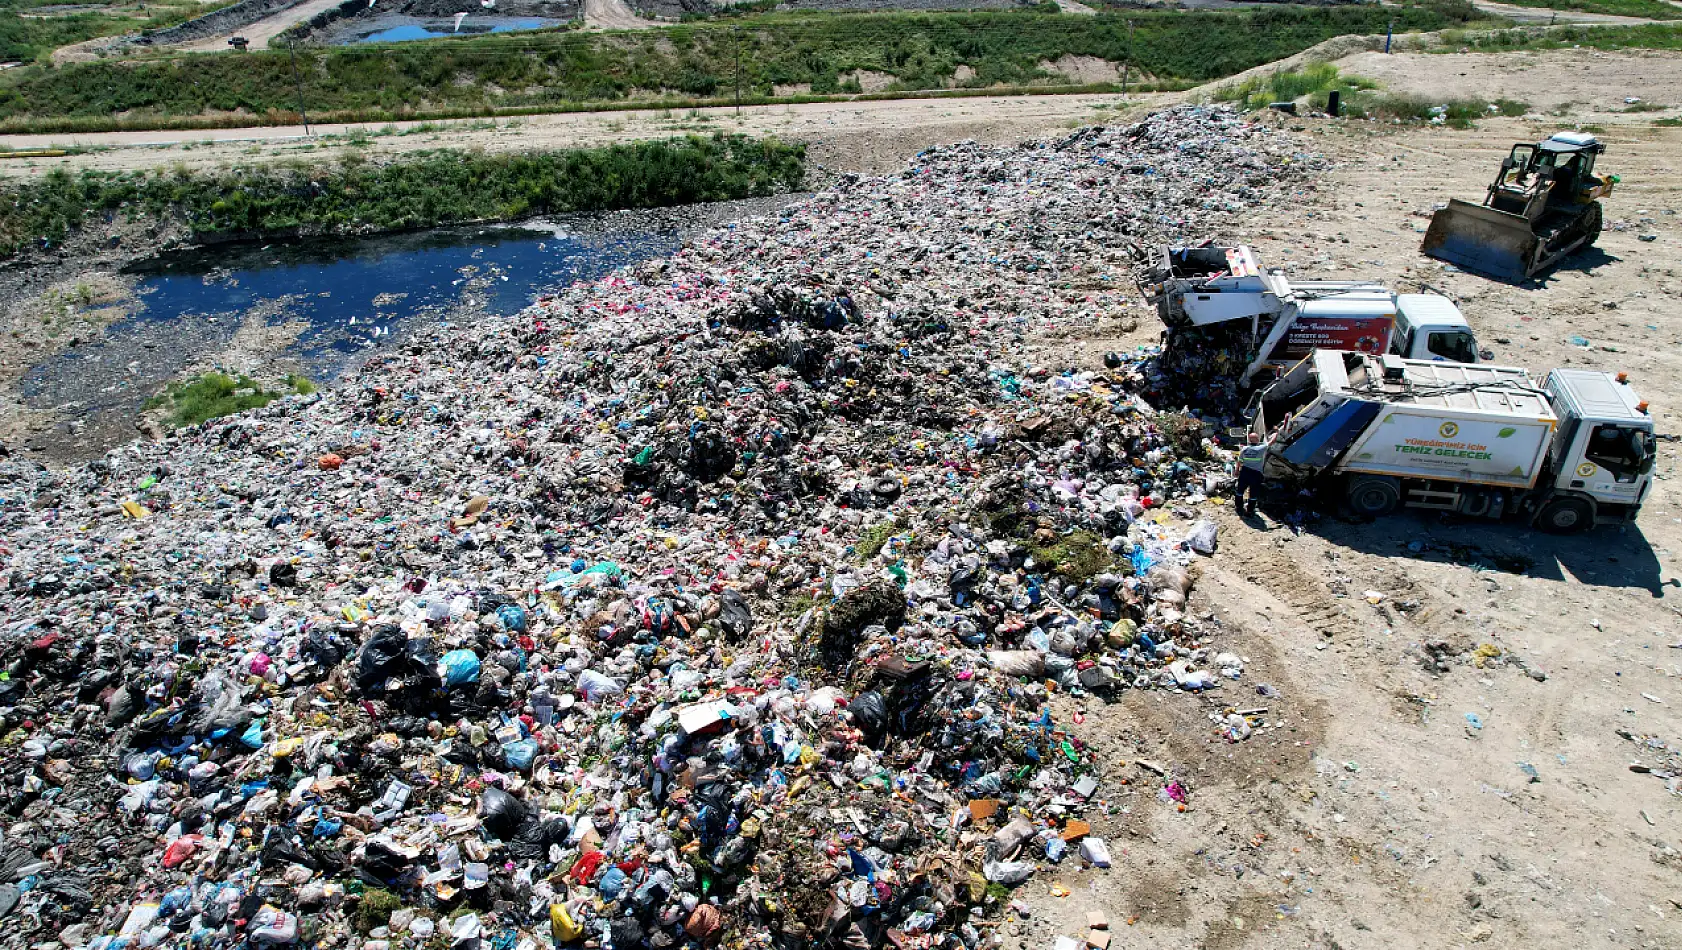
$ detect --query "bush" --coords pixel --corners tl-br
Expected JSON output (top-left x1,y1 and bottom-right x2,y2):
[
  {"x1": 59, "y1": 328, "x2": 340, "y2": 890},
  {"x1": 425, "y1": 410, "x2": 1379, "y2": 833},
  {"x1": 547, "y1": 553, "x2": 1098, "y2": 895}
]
[{"x1": 0, "y1": 134, "x2": 806, "y2": 257}]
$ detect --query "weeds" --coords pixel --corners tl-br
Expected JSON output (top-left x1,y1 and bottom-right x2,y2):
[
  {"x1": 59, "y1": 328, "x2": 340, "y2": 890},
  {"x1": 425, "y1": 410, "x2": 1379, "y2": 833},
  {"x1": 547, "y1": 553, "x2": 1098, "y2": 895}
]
[
  {"x1": 1028, "y1": 530, "x2": 1113, "y2": 584},
  {"x1": 1350, "y1": 92, "x2": 1529, "y2": 127},
  {"x1": 1213, "y1": 63, "x2": 1527, "y2": 128},
  {"x1": 854, "y1": 519, "x2": 907, "y2": 562},
  {"x1": 0, "y1": 133, "x2": 805, "y2": 257},
  {"x1": 153, "y1": 372, "x2": 315, "y2": 428},
  {"x1": 0, "y1": 0, "x2": 241, "y2": 63},
  {"x1": 1212, "y1": 63, "x2": 1376, "y2": 110},
  {"x1": 1439, "y1": 22, "x2": 1682, "y2": 55}
]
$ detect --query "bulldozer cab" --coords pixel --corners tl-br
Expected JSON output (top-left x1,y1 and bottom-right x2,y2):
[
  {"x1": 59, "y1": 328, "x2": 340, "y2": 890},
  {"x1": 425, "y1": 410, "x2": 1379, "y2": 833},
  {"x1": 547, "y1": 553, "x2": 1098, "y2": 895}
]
[{"x1": 1490, "y1": 140, "x2": 1598, "y2": 217}]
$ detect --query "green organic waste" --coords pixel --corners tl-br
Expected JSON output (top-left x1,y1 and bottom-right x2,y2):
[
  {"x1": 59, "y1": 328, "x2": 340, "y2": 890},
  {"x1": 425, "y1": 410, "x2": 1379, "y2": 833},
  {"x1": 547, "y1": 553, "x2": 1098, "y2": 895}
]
[
  {"x1": 1029, "y1": 530, "x2": 1113, "y2": 583},
  {"x1": 355, "y1": 888, "x2": 401, "y2": 933}
]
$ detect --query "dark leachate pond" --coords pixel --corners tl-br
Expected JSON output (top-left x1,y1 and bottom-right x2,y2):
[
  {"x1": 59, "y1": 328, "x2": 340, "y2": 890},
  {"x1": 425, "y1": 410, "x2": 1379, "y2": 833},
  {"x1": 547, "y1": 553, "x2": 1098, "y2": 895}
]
[{"x1": 20, "y1": 197, "x2": 795, "y2": 459}]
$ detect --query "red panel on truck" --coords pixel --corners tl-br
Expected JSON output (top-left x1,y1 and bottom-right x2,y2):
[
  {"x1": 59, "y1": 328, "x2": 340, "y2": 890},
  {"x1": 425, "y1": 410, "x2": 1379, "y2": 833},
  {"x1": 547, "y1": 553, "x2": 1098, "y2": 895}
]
[{"x1": 1269, "y1": 316, "x2": 1393, "y2": 363}]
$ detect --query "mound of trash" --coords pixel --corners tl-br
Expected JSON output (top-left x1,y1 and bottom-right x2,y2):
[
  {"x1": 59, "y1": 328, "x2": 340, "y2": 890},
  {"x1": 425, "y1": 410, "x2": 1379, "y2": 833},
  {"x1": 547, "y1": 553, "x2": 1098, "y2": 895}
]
[{"x1": 0, "y1": 107, "x2": 1317, "y2": 950}]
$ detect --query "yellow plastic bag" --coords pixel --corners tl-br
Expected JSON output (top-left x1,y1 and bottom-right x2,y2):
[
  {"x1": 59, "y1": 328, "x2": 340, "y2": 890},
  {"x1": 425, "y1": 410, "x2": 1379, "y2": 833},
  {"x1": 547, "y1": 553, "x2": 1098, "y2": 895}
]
[{"x1": 550, "y1": 904, "x2": 582, "y2": 943}]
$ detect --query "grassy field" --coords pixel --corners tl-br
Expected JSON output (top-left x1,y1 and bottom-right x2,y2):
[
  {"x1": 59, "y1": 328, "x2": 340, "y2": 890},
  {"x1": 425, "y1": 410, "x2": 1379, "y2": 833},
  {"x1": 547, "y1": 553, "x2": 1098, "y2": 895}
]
[
  {"x1": 0, "y1": 0, "x2": 233, "y2": 63},
  {"x1": 0, "y1": 4, "x2": 1484, "y2": 131},
  {"x1": 0, "y1": 133, "x2": 805, "y2": 256},
  {"x1": 1471, "y1": 0, "x2": 1682, "y2": 19},
  {"x1": 1439, "y1": 21, "x2": 1682, "y2": 51}
]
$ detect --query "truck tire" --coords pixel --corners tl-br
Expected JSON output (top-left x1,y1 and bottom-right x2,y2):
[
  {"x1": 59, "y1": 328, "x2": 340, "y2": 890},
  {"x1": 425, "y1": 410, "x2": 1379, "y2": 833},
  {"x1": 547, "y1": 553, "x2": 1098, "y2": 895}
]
[
  {"x1": 1536, "y1": 496, "x2": 1593, "y2": 534},
  {"x1": 1347, "y1": 476, "x2": 1401, "y2": 517}
]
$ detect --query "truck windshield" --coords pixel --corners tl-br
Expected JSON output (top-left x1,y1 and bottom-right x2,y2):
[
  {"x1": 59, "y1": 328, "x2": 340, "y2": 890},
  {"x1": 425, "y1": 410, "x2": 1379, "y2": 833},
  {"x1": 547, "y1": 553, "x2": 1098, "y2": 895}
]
[
  {"x1": 1586, "y1": 424, "x2": 1657, "y2": 479},
  {"x1": 1426, "y1": 330, "x2": 1478, "y2": 363}
]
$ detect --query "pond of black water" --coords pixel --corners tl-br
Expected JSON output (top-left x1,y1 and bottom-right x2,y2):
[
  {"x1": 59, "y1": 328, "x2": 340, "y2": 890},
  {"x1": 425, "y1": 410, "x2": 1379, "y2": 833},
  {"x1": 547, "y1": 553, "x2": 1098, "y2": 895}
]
[{"x1": 20, "y1": 197, "x2": 794, "y2": 458}]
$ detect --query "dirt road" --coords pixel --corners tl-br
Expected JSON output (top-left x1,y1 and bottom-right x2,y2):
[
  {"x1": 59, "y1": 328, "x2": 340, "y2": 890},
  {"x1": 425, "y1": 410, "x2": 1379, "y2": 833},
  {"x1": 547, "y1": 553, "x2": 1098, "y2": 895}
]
[
  {"x1": 174, "y1": 0, "x2": 349, "y2": 52},
  {"x1": 0, "y1": 92, "x2": 1137, "y2": 179},
  {"x1": 1471, "y1": 0, "x2": 1664, "y2": 24},
  {"x1": 582, "y1": 0, "x2": 656, "y2": 29}
]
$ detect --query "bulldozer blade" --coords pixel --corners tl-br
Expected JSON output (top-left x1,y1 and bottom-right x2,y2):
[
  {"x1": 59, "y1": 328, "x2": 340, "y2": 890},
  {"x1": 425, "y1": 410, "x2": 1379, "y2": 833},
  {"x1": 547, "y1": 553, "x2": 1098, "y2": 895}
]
[{"x1": 1421, "y1": 199, "x2": 1542, "y2": 282}]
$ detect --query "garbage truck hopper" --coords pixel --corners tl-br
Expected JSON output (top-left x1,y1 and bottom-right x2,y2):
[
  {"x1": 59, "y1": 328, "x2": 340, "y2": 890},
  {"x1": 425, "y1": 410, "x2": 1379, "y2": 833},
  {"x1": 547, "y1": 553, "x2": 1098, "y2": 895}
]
[{"x1": 1258, "y1": 351, "x2": 1557, "y2": 489}]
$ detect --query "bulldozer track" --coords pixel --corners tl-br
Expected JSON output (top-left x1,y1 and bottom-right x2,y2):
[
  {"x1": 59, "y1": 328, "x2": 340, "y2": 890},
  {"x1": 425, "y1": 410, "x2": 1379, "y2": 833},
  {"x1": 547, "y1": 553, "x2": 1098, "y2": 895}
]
[{"x1": 1241, "y1": 542, "x2": 1360, "y2": 641}]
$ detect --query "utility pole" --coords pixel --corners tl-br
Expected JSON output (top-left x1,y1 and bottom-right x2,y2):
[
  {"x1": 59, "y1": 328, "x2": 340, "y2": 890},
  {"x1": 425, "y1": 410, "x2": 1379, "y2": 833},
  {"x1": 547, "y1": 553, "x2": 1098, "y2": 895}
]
[
  {"x1": 1121, "y1": 19, "x2": 1133, "y2": 97},
  {"x1": 288, "y1": 38, "x2": 312, "y2": 135},
  {"x1": 734, "y1": 27, "x2": 742, "y2": 117}
]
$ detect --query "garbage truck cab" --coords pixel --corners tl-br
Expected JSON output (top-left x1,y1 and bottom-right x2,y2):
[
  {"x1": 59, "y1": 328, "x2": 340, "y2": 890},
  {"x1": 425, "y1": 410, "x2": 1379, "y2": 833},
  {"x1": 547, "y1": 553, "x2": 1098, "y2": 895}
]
[
  {"x1": 1251, "y1": 350, "x2": 1654, "y2": 531},
  {"x1": 1391, "y1": 293, "x2": 1479, "y2": 364},
  {"x1": 1539, "y1": 368, "x2": 1658, "y2": 529}
]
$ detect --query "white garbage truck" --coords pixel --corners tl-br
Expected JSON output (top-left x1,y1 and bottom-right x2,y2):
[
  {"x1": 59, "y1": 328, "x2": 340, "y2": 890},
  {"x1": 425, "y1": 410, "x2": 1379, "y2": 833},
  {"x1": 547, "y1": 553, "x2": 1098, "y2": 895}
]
[
  {"x1": 1251, "y1": 349, "x2": 1655, "y2": 532},
  {"x1": 1140, "y1": 244, "x2": 1483, "y2": 386}
]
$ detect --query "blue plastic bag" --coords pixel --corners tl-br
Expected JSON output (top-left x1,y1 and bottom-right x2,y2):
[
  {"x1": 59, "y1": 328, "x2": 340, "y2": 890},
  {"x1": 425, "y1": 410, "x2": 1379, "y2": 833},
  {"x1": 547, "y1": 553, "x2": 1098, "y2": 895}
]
[
  {"x1": 440, "y1": 649, "x2": 481, "y2": 686},
  {"x1": 503, "y1": 738, "x2": 539, "y2": 771},
  {"x1": 239, "y1": 720, "x2": 264, "y2": 749},
  {"x1": 495, "y1": 604, "x2": 527, "y2": 632},
  {"x1": 597, "y1": 866, "x2": 629, "y2": 901}
]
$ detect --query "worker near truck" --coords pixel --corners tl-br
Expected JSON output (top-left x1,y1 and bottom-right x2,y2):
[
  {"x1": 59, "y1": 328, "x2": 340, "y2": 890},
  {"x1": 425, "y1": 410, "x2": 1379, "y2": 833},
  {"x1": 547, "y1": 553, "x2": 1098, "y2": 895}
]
[{"x1": 1235, "y1": 431, "x2": 1269, "y2": 517}]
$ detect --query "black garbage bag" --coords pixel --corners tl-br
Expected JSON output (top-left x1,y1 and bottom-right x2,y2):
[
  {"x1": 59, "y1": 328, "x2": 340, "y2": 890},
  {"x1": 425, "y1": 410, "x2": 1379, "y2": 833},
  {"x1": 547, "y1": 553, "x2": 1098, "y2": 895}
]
[
  {"x1": 269, "y1": 562, "x2": 299, "y2": 588},
  {"x1": 690, "y1": 783, "x2": 734, "y2": 847},
  {"x1": 718, "y1": 589, "x2": 753, "y2": 641},
  {"x1": 887, "y1": 668, "x2": 940, "y2": 739},
  {"x1": 262, "y1": 833, "x2": 338, "y2": 872},
  {"x1": 608, "y1": 918, "x2": 646, "y2": 950},
  {"x1": 848, "y1": 690, "x2": 889, "y2": 743},
  {"x1": 386, "y1": 715, "x2": 432, "y2": 738},
  {"x1": 356, "y1": 626, "x2": 410, "y2": 693},
  {"x1": 478, "y1": 787, "x2": 531, "y2": 839},
  {"x1": 301, "y1": 628, "x2": 348, "y2": 668},
  {"x1": 507, "y1": 817, "x2": 572, "y2": 862},
  {"x1": 685, "y1": 427, "x2": 738, "y2": 483},
  {"x1": 359, "y1": 840, "x2": 412, "y2": 884}
]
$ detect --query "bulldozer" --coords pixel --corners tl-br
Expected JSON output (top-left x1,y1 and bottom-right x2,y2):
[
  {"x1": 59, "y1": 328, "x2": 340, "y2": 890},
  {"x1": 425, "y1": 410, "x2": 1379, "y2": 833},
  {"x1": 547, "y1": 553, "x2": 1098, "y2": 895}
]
[{"x1": 1422, "y1": 131, "x2": 1614, "y2": 282}]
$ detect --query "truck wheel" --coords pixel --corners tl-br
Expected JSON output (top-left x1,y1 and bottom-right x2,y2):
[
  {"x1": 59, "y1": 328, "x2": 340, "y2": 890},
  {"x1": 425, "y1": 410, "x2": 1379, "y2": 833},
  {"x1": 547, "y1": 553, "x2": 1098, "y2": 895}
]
[
  {"x1": 1537, "y1": 496, "x2": 1593, "y2": 534},
  {"x1": 1347, "y1": 476, "x2": 1401, "y2": 517}
]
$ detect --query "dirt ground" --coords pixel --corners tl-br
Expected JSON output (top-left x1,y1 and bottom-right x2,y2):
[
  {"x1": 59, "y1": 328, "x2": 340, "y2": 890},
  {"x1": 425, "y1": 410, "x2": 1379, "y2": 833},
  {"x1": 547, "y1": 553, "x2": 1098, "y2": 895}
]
[
  {"x1": 1002, "y1": 52, "x2": 1682, "y2": 950},
  {"x1": 0, "y1": 92, "x2": 1132, "y2": 179},
  {"x1": 3, "y1": 47, "x2": 1682, "y2": 949}
]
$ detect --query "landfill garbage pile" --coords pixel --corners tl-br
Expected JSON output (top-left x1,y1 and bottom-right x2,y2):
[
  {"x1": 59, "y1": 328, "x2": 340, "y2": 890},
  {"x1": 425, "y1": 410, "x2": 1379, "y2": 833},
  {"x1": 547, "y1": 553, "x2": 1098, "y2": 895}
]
[{"x1": 0, "y1": 107, "x2": 1316, "y2": 950}]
